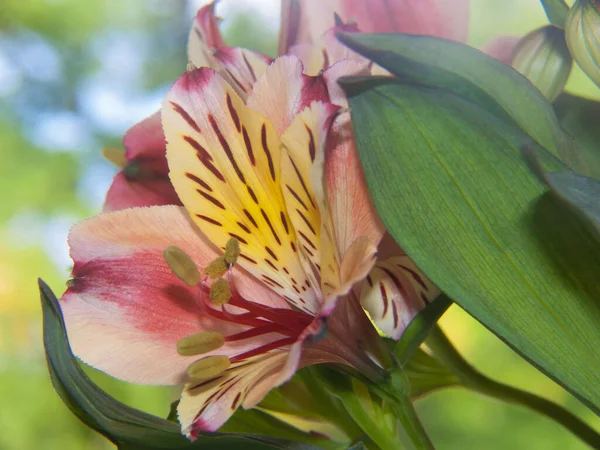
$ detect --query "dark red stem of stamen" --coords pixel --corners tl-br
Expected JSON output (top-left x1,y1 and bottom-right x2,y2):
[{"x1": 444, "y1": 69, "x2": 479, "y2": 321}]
[{"x1": 229, "y1": 337, "x2": 297, "y2": 363}]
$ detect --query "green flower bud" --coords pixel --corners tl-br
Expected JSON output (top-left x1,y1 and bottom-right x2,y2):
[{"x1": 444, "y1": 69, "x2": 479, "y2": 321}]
[
  {"x1": 565, "y1": 0, "x2": 600, "y2": 87},
  {"x1": 511, "y1": 25, "x2": 572, "y2": 102}
]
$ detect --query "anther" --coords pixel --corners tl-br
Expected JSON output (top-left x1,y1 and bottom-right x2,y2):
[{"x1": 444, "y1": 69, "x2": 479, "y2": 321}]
[
  {"x1": 177, "y1": 332, "x2": 225, "y2": 356},
  {"x1": 204, "y1": 256, "x2": 228, "y2": 279},
  {"x1": 101, "y1": 147, "x2": 127, "y2": 168},
  {"x1": 163, "y1": 246, "x2": 201, "y2": 286},
  {"x1": 224, "y1": 238, "x2": 240, "y2": 266},
  {"x1": 187, "y1": 355, "x2": 231, "y2": 381},
  {"x1": 209, "y1": 278, "x2": 231, "y2": 305}
]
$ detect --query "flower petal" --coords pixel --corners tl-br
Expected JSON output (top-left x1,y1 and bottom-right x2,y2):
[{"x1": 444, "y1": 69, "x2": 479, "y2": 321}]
[
  {"x1": 103, "y1": 111, "x2": 181, "y2": 212},
  {"x1": 360, "y1": 256, "x2": 440, "y2": 340},
  {"x1": 278, "y1": 0, "x2": 342, "y2": 53},
  {"x1": 325, "y1": 112, "x2": 384, "y2": 255},
  {"x1": 187, "y1": 2, "x2": 271, "y2": 100},
  {"x1": 178, "y1": 351, "x2": 290, "y2": 436},
  {"x1": 246, "y1": 55, "x2": 329, "y2": 135},
  {"x1": 341, "y1": 0, "x2": 470, "y2": 42},
  {"x1": 290, "y1": 23, "x2": 368, "y2": 76},
  {"x1": 280, "y1": 102, "x2": 338, "y2": 285},
  {"x1": 281, "y1": 0, "x2": 470, "y2": 49},
  {"x1": 104, "y1": 171, "x2": 181, "y2": 212},
  {"x1": 481, "y1": 35, "x2": 521, "y2": 65},
  {"x1": 188, "y1": 1, "x2": 226, "y2": 69},
  {"x1": 163, "y1": 68, "x2": 319, "y2": 313},
  {"x1": 213, "y1": 47, "x2": 271, "y2": 99},
  {"x1": 61, "y1": 205, "x2": 288, "y2": 385}
]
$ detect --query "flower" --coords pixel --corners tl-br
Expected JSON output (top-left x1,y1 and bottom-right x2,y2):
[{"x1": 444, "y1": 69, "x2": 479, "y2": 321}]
[{"x1": 61, "y1": 0, "x2": 446, "y2": 439}]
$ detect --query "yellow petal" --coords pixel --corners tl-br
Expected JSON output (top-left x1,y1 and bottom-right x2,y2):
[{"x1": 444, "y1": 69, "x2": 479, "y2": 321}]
[{"x1": 163, "y1": 68, "x2": 317, "y2": 313}]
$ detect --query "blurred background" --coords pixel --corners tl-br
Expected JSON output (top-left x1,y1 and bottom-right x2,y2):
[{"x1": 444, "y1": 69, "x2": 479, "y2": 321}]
[{"x1": 0, "y1": 0, "x2": 598, "y2": 449}]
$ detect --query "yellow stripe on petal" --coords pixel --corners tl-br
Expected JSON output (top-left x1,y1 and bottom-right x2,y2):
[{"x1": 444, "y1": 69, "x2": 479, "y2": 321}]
[
  {"x1": 163, "y1": 68, "x2": 317, "y2": 313},
  {"x1": 280, "y1": 101, "x2": 341, "y2": 295}
]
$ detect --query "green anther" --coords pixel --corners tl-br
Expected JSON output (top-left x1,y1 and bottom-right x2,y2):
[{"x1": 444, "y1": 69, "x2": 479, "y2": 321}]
[
  {"x1": 187, "y1": 355, "x2": 231, "y2": 381},
  {"x1": 177, "y1": 332, "x2": 225, "y2": 356},
  {"x1": 204, "y1": 256, "x2": 228, "y2": 279},
  {"x1": 163, "y1": 245, "x2": 201, "y2": 286},
  {"x1": 210, "y1": 278, "x2": 231, "y2": 305},
  {"x1": 224, "y1": 238, "x2": 240, "y2": 266}
]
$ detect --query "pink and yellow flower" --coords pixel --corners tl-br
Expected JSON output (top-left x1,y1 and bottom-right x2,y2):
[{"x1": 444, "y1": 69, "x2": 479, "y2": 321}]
[{"x1": 60, "y1": 0, "x2": 467, "y2": 439}]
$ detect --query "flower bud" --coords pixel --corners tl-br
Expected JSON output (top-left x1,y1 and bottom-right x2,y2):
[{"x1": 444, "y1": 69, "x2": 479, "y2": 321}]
[
  {"x1": 565, "y1": 0, "x2": 600, "y2": 87},
  {"x1": 511, "y1": 25, "x2": 572, "y2": 102}
]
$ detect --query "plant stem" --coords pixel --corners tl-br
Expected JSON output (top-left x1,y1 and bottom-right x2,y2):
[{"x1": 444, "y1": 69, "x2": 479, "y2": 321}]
[
  {"x1": 376, "y1": 371, "x2": 435, "y2": 450},
  {"x1": 425, "y1": 325, "x2": 600, "y2": 449}
]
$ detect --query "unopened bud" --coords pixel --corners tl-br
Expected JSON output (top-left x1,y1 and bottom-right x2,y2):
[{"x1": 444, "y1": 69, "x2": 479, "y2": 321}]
[
  {"x1": 164, "y1": 245, "x2": 201, "y2": 286},
  {"x1": 512, "y1": 25, "x2": 572, "y2": 102},
  {"x1": 565, "y1": 0, "x2": 600, "y2": 87}
]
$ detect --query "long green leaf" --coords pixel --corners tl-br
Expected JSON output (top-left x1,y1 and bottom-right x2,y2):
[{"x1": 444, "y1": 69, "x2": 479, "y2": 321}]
[
  {"x1": 340, "y1": 77, "x2": 600, "y2": 415},
  {"x1": 523, "y1": 145, "x2": 600, "y2": 240},
  {"x1": 39, "y1": 279, "x2": 321, "y2": 450},
  {"x1": 337, "y1": 32, "x2": 585, "y2": 172},
  {"x1": 554, "y1": 94, "x2": 600, "y2": 179}
]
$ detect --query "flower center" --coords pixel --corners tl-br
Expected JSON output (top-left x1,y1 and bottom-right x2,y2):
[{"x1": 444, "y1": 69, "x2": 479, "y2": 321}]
[{"x1": 164, "y1": 239, "x2": 313, "y2": 380}]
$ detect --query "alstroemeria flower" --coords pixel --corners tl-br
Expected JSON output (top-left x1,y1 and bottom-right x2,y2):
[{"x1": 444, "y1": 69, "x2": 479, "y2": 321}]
[{"x1": 61, "y1": 0, "x2": 449, "y2": 440}]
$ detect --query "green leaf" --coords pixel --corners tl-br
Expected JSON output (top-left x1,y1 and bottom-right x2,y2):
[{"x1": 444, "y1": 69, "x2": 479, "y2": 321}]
[
  {"x1": 340, "y1": 77, "x2": 600, "y2": 415},
  {"x1": 336, "y1": 32, "x2": 586, "y2": 172},
  {"x1": 392, "y1": 294, "x2": 452, "y2": 365},
  {"x1": 554, "y1": 94, "x2": 600, "y2": 179},
  {"x1": 405, "y1": 349, "x2": 460, "y2": 398},
  {"x1": 39, "y1": 279, "x2": 321, "y2": 450},
  {"x1": 523, "y1": 144, "x2": 600, "y2": 239},
  {"x1": 540, "y1": 0, "x2": 570, "y2": 28}
]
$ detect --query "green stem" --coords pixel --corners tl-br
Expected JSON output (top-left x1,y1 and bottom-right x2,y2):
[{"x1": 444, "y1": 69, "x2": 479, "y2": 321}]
[
  {"x1": 426, "y1": 325, "x2": 600, "y2": 449},
  {"x1": 376, "y1": 371, "x2": 435, "y2": 450}
]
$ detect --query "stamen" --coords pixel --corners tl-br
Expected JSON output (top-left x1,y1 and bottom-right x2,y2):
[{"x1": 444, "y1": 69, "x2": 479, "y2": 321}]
[
  {"x1": 101, "y1": 147, "x2": 126, "y2": 168},
  {"x1": 210, "y1": 278, "x2": 231, "y2": 305},
  {"x1": 163, "y1": 246, "x2": 201, "y2": 286},
  {"x1": 187, "y1": 355, "x2": 231, "y2": 381},
  {"x1": 204, "y1": 256, "x2": 228, "y2": 279},
  {"x1": 224, "y1": 238, "x2": 240, "y2": 266},
  {"x1": 177, "y1": 332, "x2": 225, "y2": 356}
]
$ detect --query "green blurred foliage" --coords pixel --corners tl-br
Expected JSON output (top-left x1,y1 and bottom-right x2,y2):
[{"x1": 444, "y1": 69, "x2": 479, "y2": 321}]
[{"x1": 0, "y1": 0, "x2": 598, "y2": 449}]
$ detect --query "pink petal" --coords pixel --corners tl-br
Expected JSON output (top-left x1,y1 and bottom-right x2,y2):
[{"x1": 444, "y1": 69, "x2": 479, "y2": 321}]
[
  {"x1": 342, "y1": 0, "x2": 470, "y2": 42},
  {"x1": 290, "y1": 23, "x2": 368, "y2": 76},
  {"x1": 481, "y1": 35, "x2": 522, "y2": 65},
  {"x1": 188, "y1": 1, "x2": 226, "y2": 69},
  {"x1": 103, "y1": 171, "x2": 181, "y2": 212},
  {"x1": 61, "y1": 205, "x2": 288, "y2": 385},
  {"x1": 279, "y1": 0, "x2": 342, "y2": 53},
  {"x1": 280, "y1": 0, "x2": 470, "y2": 52},
  {"x1": 246, "y1": 55, "x2": 329, "y2": 135},
  {"x1": 213, "y1": 47, "x2": 271, "y2": 99},
  {"x1": 122, "y1": 111, "x2": 166, "y2": 160},
  {"x1": 103, "y1": 111, "x2": 182, "y2": 212},
  {"x1": 360, "y1": 256, "x2": 440, "y2": 340}
]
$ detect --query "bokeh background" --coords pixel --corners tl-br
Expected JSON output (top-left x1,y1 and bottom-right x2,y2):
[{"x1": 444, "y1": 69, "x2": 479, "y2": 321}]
[{"x1": 0, "y1": 0, "x2": 598, "y2": 449}]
